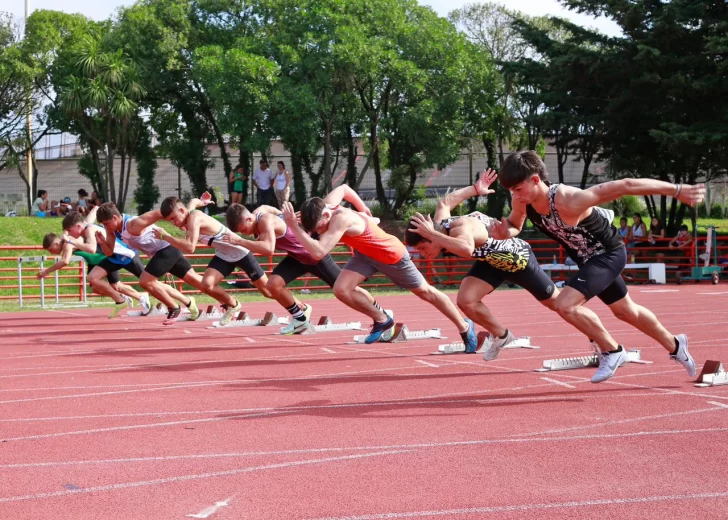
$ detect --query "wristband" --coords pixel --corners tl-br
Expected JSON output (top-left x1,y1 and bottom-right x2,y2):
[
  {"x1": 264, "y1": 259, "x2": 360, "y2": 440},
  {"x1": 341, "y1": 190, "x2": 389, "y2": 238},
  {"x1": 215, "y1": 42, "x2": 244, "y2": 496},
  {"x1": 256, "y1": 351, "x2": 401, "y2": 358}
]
[
  {"x1": 674, "y1": 184, "x2": 682, "y2": 198},
  {"x1": 473, "y1": 183, "x2": 481, "y2": 196}
]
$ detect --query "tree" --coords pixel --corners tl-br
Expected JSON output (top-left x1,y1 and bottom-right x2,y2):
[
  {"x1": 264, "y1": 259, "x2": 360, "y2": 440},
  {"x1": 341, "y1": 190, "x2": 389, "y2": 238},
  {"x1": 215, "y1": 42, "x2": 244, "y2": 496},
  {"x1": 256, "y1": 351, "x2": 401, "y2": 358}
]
[{"x1": 133, "y1": 126, "x2": 159, "y2": 213}]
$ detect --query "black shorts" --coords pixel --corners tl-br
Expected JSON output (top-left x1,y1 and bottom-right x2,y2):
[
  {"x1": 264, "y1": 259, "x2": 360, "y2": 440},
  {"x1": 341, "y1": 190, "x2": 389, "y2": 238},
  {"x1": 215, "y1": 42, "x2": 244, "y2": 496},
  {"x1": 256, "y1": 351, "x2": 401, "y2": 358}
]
[
  {"x1": 87, "y1": 262, "x2": 119, "y2": 284},
  {"x1": 145, "y1": 246, "x2": 193, "y2": 279},
  {"x1": 97, "y1": 255, "x2": 145, "y2": 278},
  {"x1": 271, "y1": 254, "x2": 340, "y2": 286},
  {"x1": 567, "y1": 246, "x2": 628, "y2": 305},
  {"x1": 207, "y1": 252, "x2": 265, "y2": 282},
  {"x1": 465, "y1": 253, "x2": 555, "y2": 301}
]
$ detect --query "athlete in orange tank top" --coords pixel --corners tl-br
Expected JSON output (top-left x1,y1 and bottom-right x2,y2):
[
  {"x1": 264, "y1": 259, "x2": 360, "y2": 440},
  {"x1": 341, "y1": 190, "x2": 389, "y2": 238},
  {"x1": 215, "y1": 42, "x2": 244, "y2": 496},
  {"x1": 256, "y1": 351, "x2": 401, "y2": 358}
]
[{"x1": 337, "y1": 211, "x2": 406, "y2": 265}]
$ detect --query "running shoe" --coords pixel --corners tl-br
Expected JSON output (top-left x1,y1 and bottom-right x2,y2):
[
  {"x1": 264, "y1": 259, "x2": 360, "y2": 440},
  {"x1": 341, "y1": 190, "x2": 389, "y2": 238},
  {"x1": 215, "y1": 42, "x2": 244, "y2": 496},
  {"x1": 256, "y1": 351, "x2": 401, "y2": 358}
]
[
  {"x1": 108, "y1": 296, "x2": 131, "y2": 319},
  {"x1": 365, "y1": 316, "x2": 395, "y2": 344},
  {"x1": 482, "y1": 330, "x2": 515, "y2": 361},
  {"x1": 671, "y1": 334, "x2": 695, "y2": 377},
  {"x1": 591, "y1": 345, "x2": 628, "y2": 383},
  {"x1": 219, "y1": 300, "x2": 241, "y2": 327},
  {"x1": 139, "y1": 292, "x2": 151, "y2": 316},
  {"x1": 280, "y1": 303, "x2": 313, "y2": 335},
  {"x1": 163, "y1": 306, "x2": 182, "y2": 325},
  {"x1": 187, "y1": 296, "x2": 200, "y2": 321},
  {"x1": 460, "y1": 318, "x2": 478, "y2": 353}
]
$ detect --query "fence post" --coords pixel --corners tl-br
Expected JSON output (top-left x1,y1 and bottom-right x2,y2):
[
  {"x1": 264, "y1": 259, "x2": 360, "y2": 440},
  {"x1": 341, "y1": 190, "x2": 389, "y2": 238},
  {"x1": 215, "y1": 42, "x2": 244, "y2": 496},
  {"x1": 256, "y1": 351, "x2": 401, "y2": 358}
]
[
  {"x1": 40, "y1": 256, "x2": 45, "y2": 309},
  {"x1": 81, "y1": 259, "x2": 87, "y2": 304},
  {"x1": 17, "y1": 258, "x2": 23, "y2": 308}
]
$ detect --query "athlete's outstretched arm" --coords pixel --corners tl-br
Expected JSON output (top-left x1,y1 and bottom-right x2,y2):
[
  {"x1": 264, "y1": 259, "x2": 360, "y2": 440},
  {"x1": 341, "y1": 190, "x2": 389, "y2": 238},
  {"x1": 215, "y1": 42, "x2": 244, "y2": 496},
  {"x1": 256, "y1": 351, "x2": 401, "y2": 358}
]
[
  {"x1": 67, "y1": 227, "x2": 98, "y2": 254},
  {"x1": 85, "y1": 206, "x2": 98, "y2": 224},
  {"x1": 434, "y1": 169, "x2": 497, "y2": 221},
  {"x1": 155, "y1": 214, "x2": 200, "y2": 254},
  {"x1": 97, "y1": 225, "x2": 116, "y2": 257},
  {"x1": 221, "y1": 215, "x2": 276, "y2": 256},
  {"x1": 559, "y1": 179, "x2": 705, "y2": 217},
  {"x1": 489, "y1": 199, "x2": 528, "y2": 240},
  {"x1": 126, "y1": 210, "x2": 163, "y2": 235},
  {"x1": 409, "y1": 213, "x2": 475, "y2": 258},
  {"x1": 38, "y1": 241, "x2": 75, "y2": 278},
  {"x1": 282, "y1": 203, "x2": 347, "y2": 261},
  {"x1": 323, "y1": 185, "x2": 370, "y2": 215}
]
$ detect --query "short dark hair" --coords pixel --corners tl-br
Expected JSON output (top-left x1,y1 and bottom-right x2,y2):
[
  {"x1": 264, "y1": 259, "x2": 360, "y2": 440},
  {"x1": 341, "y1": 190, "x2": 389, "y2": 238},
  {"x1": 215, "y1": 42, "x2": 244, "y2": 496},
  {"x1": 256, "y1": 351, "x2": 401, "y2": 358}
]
[
  {"x1": 226, "y1": 203, "x2": 251, "y2": 231},
  {"x1": 37, "y1": 189, "x2": 47, "y2": 198},
  {"x1": 277, "y1": 161, "x2": 285, "y2": 169},
  {"x1": 62, "y1": 211, "x2": 85, "y2": 230},
  {"x1": 78, "y1": 189, "x2": 89, "y2": 197},
  {"x1": 42, "y1": 232, "x2": 58, "y2": 250},
  {"x1": 633, "y1": 213, "x2": 642, "y2": 219},
  {"x1": 679, "y1": 224, "x2": 689, "y2": 231},
  {"x1": 404, "y1": 219, "x2": 428, "y2": 246},
  {"x1": 96, "y1": 202, "x2": 121, "y2": 223},
  {"x1": 160, "y1": 196, "x2": 181, "y2": 217},
  {"x1": 234, "y1": 163, "x2": 243, "y2": 171},
  {"x1": 300, "y1": 198, "x2": 326, "y2": 232},
  {"x1": 620, "y1": 217, "x2": 627, "y2": 223},
  {"x1": 499, "y1": 151, "x2": 548, "y2": 189}
]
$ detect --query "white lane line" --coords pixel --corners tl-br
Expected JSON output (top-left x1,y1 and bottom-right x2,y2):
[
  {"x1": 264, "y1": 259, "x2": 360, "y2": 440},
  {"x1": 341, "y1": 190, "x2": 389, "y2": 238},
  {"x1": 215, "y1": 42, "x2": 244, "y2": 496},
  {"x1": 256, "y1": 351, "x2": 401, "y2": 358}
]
[
  {"x1": 308, "y1": 491, "x2": 728, "y2": 519},
  {"x1": 415, "y1": 360, "x2": 439, "y2": 368},
  {"x1": 540, "y1": 377, "x2": 576, "y2": 389},
  {"x1": 321, "y1": 348, "x2": 336, "y2": 354},
  {"x1": 0, "y1": 451, "x2": 410, "y2": 504},
  {"x1": 709, "y1": 401, "x2": 728, "y2": 409}
]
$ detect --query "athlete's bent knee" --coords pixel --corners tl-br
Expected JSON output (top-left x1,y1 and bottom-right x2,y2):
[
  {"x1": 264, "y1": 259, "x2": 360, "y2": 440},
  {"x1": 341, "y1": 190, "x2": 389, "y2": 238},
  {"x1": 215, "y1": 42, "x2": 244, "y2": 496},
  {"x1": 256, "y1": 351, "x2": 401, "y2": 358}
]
[{"x1": 200, "y1": 277, "x2": 217, "y2": 293}]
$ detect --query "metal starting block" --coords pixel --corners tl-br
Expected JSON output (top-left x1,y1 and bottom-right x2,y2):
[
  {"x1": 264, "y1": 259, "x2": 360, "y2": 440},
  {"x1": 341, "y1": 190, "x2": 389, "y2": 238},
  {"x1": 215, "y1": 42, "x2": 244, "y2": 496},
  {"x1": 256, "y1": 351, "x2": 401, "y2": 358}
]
[
  {"x1": 209, "y1": 311, "x2": 289, "y2": 328},
  {"x1": 128, "y1": 302, "x2": 167, "y2": 318},
  {"x1": 310, "y1": 316, "x2": 364, "y2": 333},
  {"x1": 351, "y1": 323, "x2": 443, "y2": 344},
  {"x1": 433, "y1": 333, "x2": 539, "y2": 355},
  {"x1": 176, "y1": 304, "x2": 224, "y2": 321},
  {"x1": 534, "y1": 349, "x2": 652, "y2": 372},
  {"x1": 695, "y1": 360, "x2": 728, "y2": 388}
]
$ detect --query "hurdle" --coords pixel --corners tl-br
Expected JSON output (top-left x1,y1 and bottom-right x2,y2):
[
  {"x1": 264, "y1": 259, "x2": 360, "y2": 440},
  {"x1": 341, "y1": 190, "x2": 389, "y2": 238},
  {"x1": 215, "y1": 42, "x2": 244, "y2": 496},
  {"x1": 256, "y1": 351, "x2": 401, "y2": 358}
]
[
  {"x1": 534, "y1": 349, "x2": 652, "y2": 372},
  {"x1": 695, "y1": 360, "x2": 728, "y2": 388},
  {"x1": 434, "y1": 333, "x2": 539, "y2": 355},
  {"x1": 18, "y1": 255, "x2": 88, "y2": 308}
]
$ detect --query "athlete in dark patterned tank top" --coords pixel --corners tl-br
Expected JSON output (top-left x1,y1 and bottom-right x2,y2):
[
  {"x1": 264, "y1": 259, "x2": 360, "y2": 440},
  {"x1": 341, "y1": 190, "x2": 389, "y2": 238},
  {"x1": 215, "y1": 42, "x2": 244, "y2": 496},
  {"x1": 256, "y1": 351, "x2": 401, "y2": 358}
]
[{"x1": 493, "y1": 150, "x2": 703, "y2": 383}]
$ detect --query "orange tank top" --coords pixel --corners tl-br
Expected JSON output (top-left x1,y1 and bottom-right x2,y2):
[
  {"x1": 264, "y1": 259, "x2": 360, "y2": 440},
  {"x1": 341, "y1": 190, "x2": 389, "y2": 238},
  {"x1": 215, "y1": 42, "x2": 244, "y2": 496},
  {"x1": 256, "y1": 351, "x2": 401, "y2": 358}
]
[{"x1": 339, "y1": 211, "x2": 406, "y2": 264}]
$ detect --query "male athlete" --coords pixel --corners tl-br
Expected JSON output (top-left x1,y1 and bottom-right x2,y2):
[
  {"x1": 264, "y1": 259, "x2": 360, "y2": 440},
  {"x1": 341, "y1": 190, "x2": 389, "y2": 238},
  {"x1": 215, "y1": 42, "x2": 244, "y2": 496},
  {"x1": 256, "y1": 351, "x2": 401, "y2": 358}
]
[
  {"x1": 225, "y1": 201, "x2": 385, "y2": 334},
  {"x1": 39, "y1": 232, "x2": 144, "y2": 314},
  {"x1": 153, "y1": 196, "x2": 273, "y2": 326},
  {"x1": 282, "y1": 185, "x2": 477, "y2": 348},
  {"x1": 95, "y1": 202, "x2": 201, "y2": 325},
  {"x1": 491, "y1": 150, "x2": 704, "y2": 382},
  {"x1": 61, "y1": 211, "x2": 150, "y2": 318},
  {"x1": 406, "y1": 169, "x2": 558, "y2": 357}
]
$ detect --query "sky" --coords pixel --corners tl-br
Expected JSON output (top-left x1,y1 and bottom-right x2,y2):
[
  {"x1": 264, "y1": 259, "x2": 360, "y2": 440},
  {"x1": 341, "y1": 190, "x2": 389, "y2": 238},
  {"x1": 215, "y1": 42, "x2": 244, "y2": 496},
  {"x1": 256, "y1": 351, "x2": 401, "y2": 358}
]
[{"x1": 3, "y1": 0, "x2": 622, "y2": 36}]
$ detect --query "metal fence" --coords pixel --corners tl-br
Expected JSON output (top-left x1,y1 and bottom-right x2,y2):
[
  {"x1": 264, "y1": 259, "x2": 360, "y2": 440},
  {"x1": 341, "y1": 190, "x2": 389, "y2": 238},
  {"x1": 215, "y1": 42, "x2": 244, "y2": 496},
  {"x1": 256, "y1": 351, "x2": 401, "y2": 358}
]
[{"x1": 0, "y1": 150, "x2": 606, "y2": 215}]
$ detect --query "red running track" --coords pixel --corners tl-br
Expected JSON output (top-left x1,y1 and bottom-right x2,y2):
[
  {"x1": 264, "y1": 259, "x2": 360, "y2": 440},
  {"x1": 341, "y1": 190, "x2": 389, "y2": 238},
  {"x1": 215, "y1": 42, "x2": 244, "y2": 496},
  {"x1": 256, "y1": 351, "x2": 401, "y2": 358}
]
[{"x1": 1, "y1": 286, "x2": 727, "y2": 519}]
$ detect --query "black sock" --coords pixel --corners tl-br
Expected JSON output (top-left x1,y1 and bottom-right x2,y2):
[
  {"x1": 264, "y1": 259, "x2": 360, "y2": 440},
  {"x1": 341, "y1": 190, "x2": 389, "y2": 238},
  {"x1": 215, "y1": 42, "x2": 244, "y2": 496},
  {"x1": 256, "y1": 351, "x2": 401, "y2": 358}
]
[
  {"x1": 286, "y1": 303, "x2": 306, "y2": 321},
  {"x1": 115, "y1": 300, "x2": 125, "y2": 305},
  {"x1": 607, "y1": 345, "x2": 623, "y2": 354},
  {"x1": 672, "y1": 337, "x2": 679, "y2": 355},
  {"x1": 373, "y1": 300, "x2": 383, "y2": 312},
  {"x1": 499, "y1": 330, "x2": 509, "y2": 340},
  {"x1": 186, "y1": 299, "x2": 192, "y2": 307}
]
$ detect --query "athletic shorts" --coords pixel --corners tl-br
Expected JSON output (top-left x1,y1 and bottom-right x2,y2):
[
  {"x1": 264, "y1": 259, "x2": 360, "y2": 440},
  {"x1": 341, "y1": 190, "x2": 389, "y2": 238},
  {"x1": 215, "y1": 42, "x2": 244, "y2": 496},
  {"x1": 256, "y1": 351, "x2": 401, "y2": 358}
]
[
  {"x1": 97, "y1": 254, "x2": 145, "y2": 278},
  {"x1": 567, "y1": 246, "x2": 628, "y2": 305},
  {"x1": 344, "y1": 251, "x2": 425, "y2": 290},
  {"x1": 465, "y1": 253, "x2": 555, "y2": 301},
  {"x1": 145, "y1": 245, "x2": 193, "y2": 279},
  {"x1": 87, "y1": 261, "x2": 119, "y2": 284},
  {"x1": 272, "y1": 254, "x2": 340, "y2": 287},
  {"x1": 207, "y1": 252, "x2": 265, "y2": 282}
]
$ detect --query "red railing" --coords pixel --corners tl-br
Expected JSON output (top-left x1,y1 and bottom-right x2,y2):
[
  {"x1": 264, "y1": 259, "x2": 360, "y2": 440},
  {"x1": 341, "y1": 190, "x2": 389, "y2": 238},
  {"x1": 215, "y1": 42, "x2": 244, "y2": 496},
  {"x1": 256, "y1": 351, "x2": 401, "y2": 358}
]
[{"x1": 2, "y1": 235, "x2": 726, "y2": 302}]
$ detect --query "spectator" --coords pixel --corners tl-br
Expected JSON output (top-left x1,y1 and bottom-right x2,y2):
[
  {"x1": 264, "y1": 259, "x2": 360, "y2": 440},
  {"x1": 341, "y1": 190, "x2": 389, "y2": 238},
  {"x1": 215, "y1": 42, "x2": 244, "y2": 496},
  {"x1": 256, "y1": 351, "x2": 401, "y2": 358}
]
[
  {"x1": 252, "y1": 159, "x2": 274, "y2": 206},
  {"x1": 628, "y1": 213, "x2": 648, "y2": 245},
  {"x1": 77, "y1": 189, "x2": 90, "y2": 216},
  {"x1": 273, "y1": 161, "x2": 291, "y2": 208},
  {"x1": 670, "y1": 224, "x2": 694, "y2": 266},
  {"x1": 648, "y1": 216, "x2": 665, "y2": 245},
  {"x1": 617, "y1": 217, "x2": 629, "y2": 240},
  {"x1": 88, "y1": 191, "x2": 103, "y2": 209},
  {"x1": 31, "y1": 190, "x2": 49, "y2": 217},
  {"x1": 53, "y1": 197, "x2": 74, "y2": 217},
  {"x1": 229, "y1": 164, "x2": 247, "y2": 205}
]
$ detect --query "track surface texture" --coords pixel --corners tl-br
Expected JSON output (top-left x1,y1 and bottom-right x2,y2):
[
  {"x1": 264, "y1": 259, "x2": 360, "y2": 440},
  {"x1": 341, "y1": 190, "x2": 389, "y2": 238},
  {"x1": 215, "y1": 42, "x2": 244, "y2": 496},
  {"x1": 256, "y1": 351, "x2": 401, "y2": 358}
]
[{"x1": 1, "y1": 286, "x2": 727, "y2": 519}]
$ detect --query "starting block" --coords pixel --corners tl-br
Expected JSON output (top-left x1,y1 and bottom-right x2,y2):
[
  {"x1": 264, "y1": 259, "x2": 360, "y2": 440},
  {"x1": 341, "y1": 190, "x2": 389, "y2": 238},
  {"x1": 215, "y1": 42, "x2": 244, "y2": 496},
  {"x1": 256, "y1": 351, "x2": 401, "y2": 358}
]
[
  {"x1": 311, "y1": 316, "x2": 364, "y2": 333},
  {"x1": 176, "y1": 304, "x2": 224, "y2": 322},
  {"x1": 128, "y1": 302, "x2": 167, "y2": 318},
  {"x1": 534, "y1": 349, "x2": 652, "y2": 372},
  {"x1": 350, "y1": 323, "x2": 443, "y2": 344},
  {"x1": 209, "y1": 311, "x2": 289, "y2": 328},
  {"x1": 434, "y1": 333, "x2": 539, "y2": 355},
  {"x1": 695, "y1": 360, "x2": 728, "y2": 388}
]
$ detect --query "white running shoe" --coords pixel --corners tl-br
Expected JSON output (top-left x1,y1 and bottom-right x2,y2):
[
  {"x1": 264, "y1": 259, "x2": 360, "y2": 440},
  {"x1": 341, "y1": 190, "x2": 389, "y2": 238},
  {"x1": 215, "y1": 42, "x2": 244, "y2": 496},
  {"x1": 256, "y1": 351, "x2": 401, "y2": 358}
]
[
  {"x1": 671, "y1": 334, "x2": 696, "y2": 377},
  {"x1": 280, "y1": 304, "x2": 313, "y2": 335},
  {"x1": 591, "y1": 346, "x2": 628, "y2": 383},
  {"x1": 139, "y1": 293, "x2": 151, "y2": 315},
  {"x1": 219, "y1": 301, "x2": 241, "y2": 327},
  {"x1": 482, "y1": 330, "x2": 515, "y2": 361}
]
